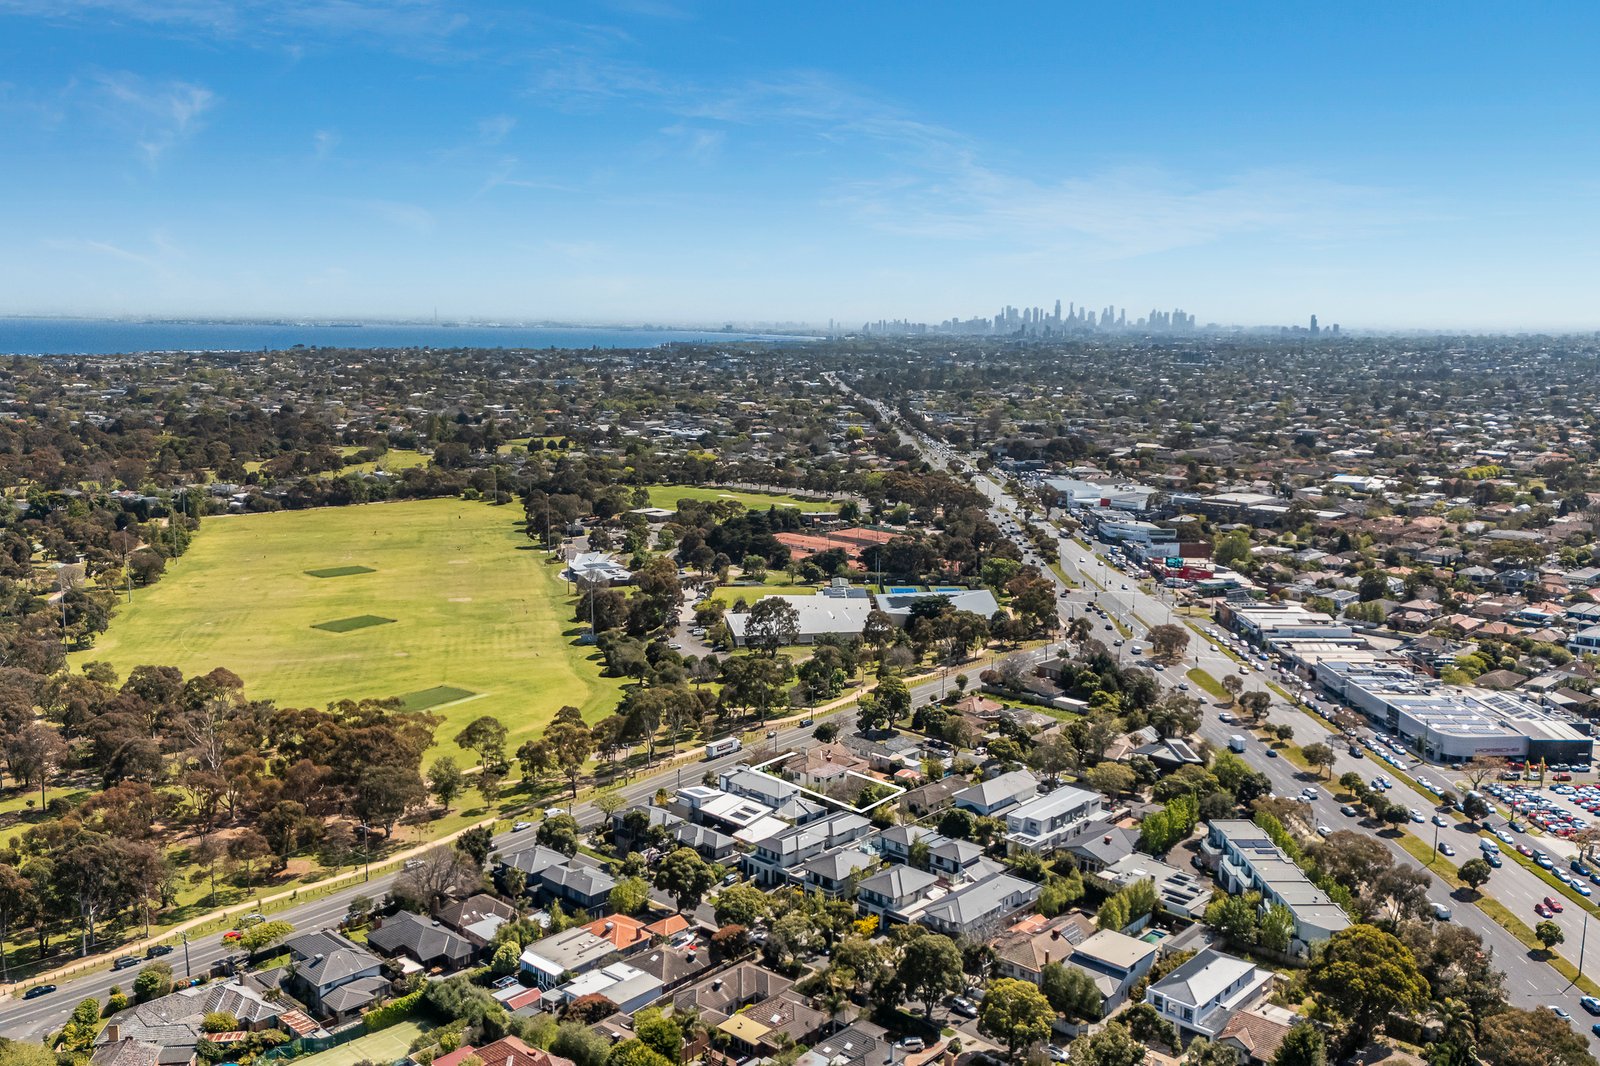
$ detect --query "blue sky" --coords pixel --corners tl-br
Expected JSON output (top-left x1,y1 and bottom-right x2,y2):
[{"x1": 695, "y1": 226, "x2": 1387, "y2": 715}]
[{"x1": 3, "y1": 1, "x2": 1599, "y2": 329}]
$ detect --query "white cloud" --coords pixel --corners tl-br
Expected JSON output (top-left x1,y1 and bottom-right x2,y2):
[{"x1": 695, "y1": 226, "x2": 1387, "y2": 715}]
[
  {"x1": 94, "y1": 72, "x2": 216, "y2": 164},
  {"x1": 354, "y1": 199, "x2": 435, "y2": 233},
  {"x1": 313, "y1": 128, "x2": 340, "y2": 160}
]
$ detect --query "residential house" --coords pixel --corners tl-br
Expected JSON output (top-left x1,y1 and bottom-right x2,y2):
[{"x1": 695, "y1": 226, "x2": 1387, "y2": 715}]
[
  {"x1": 855, "y1": 865, "x2": 943, "y2": 923},
  {"x1": 716, "y1": 990, "x2": 830, "y2": 1058},
  {"x1": 366, "y1": 911, "x2": 478, "y2": 972},
  {"x1": 1095, "y1": 854, "x2": 1211, "y2": 919},
  {"x1": 1005, "y1": 786, "x2": 1108, "y2": 854},
  {"x1": 282, "y1": 930, "x2": 386, "y2": 1019},
  {"x1": 952, "y1": 769, "x2": 1040, "y2": 816},
  {"x1": 990, "y1": 912, "x2": 1097, "y2": 984},
  {"x1": 519, "y1": 919, "x2": 645, "y2": 989},
  {"x1": 1145, "y1": 947, "x2": 1276, "y2": 1041},
  {"x1": 1217, "y1": 1007, "x2": 1298, "y2": 1066},
  {"x1": 537, "y1": 862, "x2": 618, "y2": 912},
  {"x1": 918, "y1": 873, "x2": 1040, "y2": 938},
  {"x1": 746, "y1": 812, "x2": 872, "y2": 888},
  {"x1": 96, "y1": 980, "x2": 288, "y2": 1066},
  {"x1": 631, "y1": 942, "x2": 714, "y2": 992},
  {"x1": 672, "y1": 822, "x2": 739, "y2": 862},
  {"x1": 545, "y1": 961, "x2": 663, "y2": 1016},
  {"x1": 795, "y1": 743, "x2": 872, "y2": 791},
  {"x1": 1069, "y1": 929, "x2": 1160, "y2": 1011},
  {"x1": 794, "y1": 1021, "x2": 890, "y2": 1066},
  {"x1": 1200, "y1": 821, "x2": 1350, "y2": 951},
  {"x1": 432, "y1": 1036, "x2": 574, "y2": 1066},
  {"x1": 797, "y1": 847, "x2": 879, "y2": 898},
  {"x1": 1059, "y1": 821, "x2": 1139, "y2": 874},
  {"x1": 671, "y1": 961, "x2": 794, "y2": 1025},
  {"x1": 438, "y1": 894, "x2": 519, "y2": 949}
]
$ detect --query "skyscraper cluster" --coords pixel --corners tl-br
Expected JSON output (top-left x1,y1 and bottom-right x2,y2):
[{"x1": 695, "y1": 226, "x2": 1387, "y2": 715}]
[{"x1": 855, "y1": 297, "x2": 1198, "y2": 336}]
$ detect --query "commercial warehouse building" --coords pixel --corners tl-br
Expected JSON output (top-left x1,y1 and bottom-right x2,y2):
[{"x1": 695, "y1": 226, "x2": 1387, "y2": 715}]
[{"x1": 1315, "y1": 661, "x2": 1592, "y2": 764}]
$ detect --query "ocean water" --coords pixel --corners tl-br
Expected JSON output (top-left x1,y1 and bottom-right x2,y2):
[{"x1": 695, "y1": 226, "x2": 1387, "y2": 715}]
[{"x1": 0, "y1": 317, "x2": 810, "y2": 356}]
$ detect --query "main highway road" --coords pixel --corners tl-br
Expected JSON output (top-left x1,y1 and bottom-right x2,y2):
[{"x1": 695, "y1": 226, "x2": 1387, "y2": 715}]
[{"x1": 855, "y1": 381, "x2": 1600, "y2": 1041}]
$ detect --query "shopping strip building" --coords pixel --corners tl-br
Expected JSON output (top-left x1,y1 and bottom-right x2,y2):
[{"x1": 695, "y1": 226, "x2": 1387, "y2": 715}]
[{"x1": 1315, "y1": 661, "x2": 1592, "y2": 765}]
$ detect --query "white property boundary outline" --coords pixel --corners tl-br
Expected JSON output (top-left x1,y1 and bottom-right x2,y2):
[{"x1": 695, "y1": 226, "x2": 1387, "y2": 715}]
[{"x1": 746, "y1": 751, "x2": 908, "y2": 814}]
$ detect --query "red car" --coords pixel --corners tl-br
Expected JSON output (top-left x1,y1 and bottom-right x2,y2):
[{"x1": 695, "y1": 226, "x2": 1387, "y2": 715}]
[
  {"x1": 1546, "y1": 896, "x2": 1565, "y2": 913},
  {"x1": 1536, "y1": 904, "x2": 1552, "y2": 918}
]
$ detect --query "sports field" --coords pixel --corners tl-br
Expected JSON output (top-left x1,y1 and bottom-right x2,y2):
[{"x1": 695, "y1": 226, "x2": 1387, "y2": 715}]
[
  {"x1": 645, "y1": 483, "x2": 842, "y2": 512},
  {"x1": 72, "y1": 499, "x2": 625, "y2": 763}
]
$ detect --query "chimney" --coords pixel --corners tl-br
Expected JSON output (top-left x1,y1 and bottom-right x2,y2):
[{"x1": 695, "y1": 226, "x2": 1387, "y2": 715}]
[
  {"x1": 105, "y1": 1025, "x2": 121, "y2": 1043},
  {"x1": 1043, "y1": 949, "x2": 1050, "y2": 966}
]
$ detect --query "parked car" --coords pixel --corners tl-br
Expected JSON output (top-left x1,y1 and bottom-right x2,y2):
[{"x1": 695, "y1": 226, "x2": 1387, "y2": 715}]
[{"x1": 950, "y1": 996, "x2": 979, "y2": 1018}]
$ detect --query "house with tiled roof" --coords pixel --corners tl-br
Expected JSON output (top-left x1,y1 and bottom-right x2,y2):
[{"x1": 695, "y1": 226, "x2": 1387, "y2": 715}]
[
  {"x1": 282, "y1": 930, "x2": 386, "y2": 1018},
  {"x1": 366, "y1": 910, "x2": 478, "y2": 972},
  {"x1": 96, "y1": 978, "x2": 292, "y2": 1066},
  {"x1": 432, "y1": 1035, "x2": 573, "y2": 1066},
  {"x1": 438, "y1": 894, "x2": 519, "y2": 947},
  {"x1": 1217, "y1": 1006, "x2": 1297, "y2": 1065}
]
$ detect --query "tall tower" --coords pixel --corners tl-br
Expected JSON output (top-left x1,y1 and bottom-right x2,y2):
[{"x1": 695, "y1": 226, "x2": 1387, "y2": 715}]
[{"x1": 1310, "y1": 314, "x2": 1320, "y2": 335}]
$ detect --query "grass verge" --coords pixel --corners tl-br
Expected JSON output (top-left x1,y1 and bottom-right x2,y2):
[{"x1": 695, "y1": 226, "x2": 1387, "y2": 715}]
[{"x1": 1187, "y1": 668, "x2": 1229, "y2": 701}]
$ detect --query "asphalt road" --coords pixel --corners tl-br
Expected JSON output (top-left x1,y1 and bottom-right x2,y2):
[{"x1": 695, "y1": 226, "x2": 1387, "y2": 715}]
[
  {"x1": 842, "y1": 382, "x2": 1600, "y2": 1042},
  {"x1": 0, "y1": 713, "x2": 838, "y2": 1041}
]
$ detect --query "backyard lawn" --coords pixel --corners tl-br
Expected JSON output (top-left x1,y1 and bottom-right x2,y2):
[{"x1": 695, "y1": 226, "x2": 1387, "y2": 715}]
[
  {"x1": 294, "y1": 1019, "x2": 434, "y2": 1066},
  {"x1": 72, "y1": 498, "x2": 626, "y2": 763}
]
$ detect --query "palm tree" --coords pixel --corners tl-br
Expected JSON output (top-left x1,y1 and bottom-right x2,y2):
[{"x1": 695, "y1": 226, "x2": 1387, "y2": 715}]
[{"x1": 1429, "y1": 997, "x2": 1475, "y2": 1054}]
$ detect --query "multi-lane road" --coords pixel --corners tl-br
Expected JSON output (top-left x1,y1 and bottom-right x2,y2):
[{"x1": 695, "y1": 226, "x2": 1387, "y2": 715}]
[
  {"x1": 0, "y1": 711, "x2": 844, "y2": 1041},
  {"x1": 866, "y1": 392, "x2": 1600, "y2": 1040}
]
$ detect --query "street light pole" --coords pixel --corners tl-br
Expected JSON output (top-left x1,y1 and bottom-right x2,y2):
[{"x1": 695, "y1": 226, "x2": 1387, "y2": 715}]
[
  {"x1": 1581, "y1": 911, "x2": 1590, "y2": 982},
  {"x1": 181, "y1": 932, "x2": 191, "y2": 978}
]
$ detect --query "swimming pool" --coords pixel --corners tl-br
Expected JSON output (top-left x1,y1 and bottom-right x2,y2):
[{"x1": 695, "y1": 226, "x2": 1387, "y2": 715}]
[{"x1": 886, "y1": 586, "x2": 920, "y2": 594}]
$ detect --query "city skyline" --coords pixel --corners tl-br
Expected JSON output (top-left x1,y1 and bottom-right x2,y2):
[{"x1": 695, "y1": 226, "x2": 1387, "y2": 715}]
[{"x1": 6, "y1": 3, "x2": 1600, "y2": 329}]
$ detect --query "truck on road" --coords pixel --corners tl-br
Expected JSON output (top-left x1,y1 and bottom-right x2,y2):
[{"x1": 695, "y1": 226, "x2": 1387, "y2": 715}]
[
  {"x1": 705, "y1": 737, "x2": 743, "y2": 759},
  {"x1": 1228, "y1": 735, "x2": 1247, "y2": 753}
]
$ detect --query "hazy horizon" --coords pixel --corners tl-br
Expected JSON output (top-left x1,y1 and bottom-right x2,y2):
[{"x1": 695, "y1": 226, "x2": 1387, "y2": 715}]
[{"x1": 6, "y1": 2, "x2": 1600, "y2": 331}]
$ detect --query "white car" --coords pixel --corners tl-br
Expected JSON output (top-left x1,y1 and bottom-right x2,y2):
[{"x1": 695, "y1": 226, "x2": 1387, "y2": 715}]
[
  {"x1": 1410, "y1": 809, "x2": 1425, "y2": 823},
  {"x1": 512, "y1": 821, "x2": 533, "y2": 832},
  {"x1": 1316, "y1": 825, "x2": 1332, "y2": 837}
]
